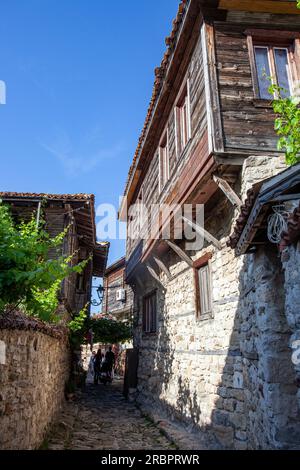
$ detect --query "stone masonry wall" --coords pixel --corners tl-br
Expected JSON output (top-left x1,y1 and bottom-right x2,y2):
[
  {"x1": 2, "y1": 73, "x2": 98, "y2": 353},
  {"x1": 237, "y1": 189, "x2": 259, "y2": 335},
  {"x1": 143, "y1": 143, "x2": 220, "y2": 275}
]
[
  {"x1": 237, "y1": 156, "x2": 300, "y2": 449},
  {"x1": 133, "y1": 196, "x2": 246, "y2": 449},
  {"x1": 0, "y1": 323, "x2": 70, "y2": 450},
  {"x1": 282, "y1": 242, "x2": 300, "y2": 418},
  {"x1": 239, "y1": 247, "x2": 300, "y2": 449},
  {"x1": 131, "y1": 155, "x2": 300, "y2": 449}
]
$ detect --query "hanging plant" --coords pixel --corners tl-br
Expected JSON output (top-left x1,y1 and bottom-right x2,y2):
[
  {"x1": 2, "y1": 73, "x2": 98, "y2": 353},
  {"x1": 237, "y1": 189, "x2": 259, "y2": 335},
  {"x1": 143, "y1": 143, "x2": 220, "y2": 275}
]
[{"x1": 89, "y1": 315, "x2": 132, "y2": 345}]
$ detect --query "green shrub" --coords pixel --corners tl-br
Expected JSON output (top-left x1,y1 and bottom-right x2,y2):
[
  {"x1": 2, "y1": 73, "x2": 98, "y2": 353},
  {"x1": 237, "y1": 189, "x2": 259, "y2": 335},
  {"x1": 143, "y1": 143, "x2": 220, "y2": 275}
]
[{"x1": 0, "y1": 201, "x2": 88, "y2": 322}]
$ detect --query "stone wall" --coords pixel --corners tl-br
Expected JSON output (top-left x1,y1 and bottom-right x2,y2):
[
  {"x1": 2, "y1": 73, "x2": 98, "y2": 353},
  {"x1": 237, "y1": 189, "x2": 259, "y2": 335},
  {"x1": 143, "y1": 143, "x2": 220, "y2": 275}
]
[
  {"x1": 282, "y1": 242, "x2": 300, "y2": 415},
  {"x1": 0, "y1": 313, "x2": 70, "y2": 450},
  {"x1": 133, "y1": 197, "x2": 245, "y2": 449},
  {"x1": 131, "y1": 155, "x2": 300, "y2": 449},
  {"x1": 239, "y1": 247, "x2": 300, "y2": 449},
  {"x1": 240, "y1": 155, "x2": 286, "y2": 197}
]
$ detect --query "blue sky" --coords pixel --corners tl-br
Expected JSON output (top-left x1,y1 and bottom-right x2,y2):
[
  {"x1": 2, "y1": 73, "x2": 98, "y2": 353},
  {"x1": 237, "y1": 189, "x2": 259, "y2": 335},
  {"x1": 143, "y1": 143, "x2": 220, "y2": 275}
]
[{"x1": 0, "y1": 0, "x2": 179, "y2": 266}]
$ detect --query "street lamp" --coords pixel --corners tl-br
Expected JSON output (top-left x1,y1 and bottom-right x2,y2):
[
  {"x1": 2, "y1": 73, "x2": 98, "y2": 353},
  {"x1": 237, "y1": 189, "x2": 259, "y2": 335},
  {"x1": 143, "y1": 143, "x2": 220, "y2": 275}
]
[{"x1": 91, "y1": 284, "x2": 104, "y2": 307}]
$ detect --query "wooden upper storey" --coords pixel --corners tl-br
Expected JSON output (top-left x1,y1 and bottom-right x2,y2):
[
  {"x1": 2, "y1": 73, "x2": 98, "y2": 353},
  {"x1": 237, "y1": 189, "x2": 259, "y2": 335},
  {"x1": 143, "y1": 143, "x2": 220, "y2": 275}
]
[{"x1": 121, "y1": 0, "x2": 300, "y2": 265}]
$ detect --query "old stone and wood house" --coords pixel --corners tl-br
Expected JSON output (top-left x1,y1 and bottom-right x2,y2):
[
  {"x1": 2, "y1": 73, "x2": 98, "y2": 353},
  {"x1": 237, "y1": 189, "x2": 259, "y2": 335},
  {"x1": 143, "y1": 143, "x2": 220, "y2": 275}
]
[
  {"x1": 103, "y1": 257, "x2": 133, "y2": 321},
  {"x1": 0, "y1": 192, "x2": 109, "y2": 450},
  {"x1": 120, "y1": 0, "x2": 300, "y2": 449},
  {"x1": 0, "y1": 192, "x2": 109, "y2": 316}
]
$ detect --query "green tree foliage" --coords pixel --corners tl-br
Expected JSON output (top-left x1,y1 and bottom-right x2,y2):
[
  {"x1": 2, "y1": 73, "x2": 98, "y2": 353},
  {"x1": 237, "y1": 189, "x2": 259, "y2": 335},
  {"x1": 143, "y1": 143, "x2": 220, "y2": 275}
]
[
  {"x1": 90, "y1": 315, "x2": 132, "y2": 345},
  {"x1": 69, "y1": 310, "x2": 132, "y2": 348},
  {"x1": 270, "y1": 83, "x2": 300, "y2": 166},
  {"x1": 270, "y1": 1, "x2": 300, "y2": 165},
  {"x1": 0, "y1": 201, "x2": 88, "y2": 322},
  {"x1": 69, "y1": 305, "x2": 89, "y2": 348}
]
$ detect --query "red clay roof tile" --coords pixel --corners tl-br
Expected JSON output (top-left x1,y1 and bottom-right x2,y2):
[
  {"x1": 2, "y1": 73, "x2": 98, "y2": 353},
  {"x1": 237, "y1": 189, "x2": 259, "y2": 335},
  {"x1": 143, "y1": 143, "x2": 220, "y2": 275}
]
[{"x1": 0, "y1": 192, "x2": 94, "y2": 201}]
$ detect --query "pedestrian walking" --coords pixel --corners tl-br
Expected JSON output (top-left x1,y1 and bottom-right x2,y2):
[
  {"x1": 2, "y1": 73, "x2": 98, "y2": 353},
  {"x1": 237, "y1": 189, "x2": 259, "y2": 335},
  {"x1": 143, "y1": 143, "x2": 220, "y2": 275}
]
[
  {"x1": 88, "y1": 351, "x2": 96, "y2": 380},
  {"x1": 105, "y1": 346, "x2": 115, "y2": 379},
  {"x1": 94, "y1": 349, "x2": 103, "y2": 385}
]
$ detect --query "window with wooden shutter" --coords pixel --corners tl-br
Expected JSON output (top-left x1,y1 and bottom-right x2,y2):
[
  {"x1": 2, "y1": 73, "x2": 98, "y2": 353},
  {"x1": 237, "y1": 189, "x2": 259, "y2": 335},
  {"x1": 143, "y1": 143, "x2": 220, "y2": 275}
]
[
  {"x1": 159, "y1": 131, "x2": 169, "y2": 192},
  {"x1": 198, "y1": 265, "x2": 211, "y2": 315},
  {"x1": 193, "y1": 253, "x2": 213, "y2": 319},
  {"x1": 143, "y1": 291, "x2": 157, "y2": 334},
  {"x1": 175, "y1": 79, "x2": 191, "y2": 157}
]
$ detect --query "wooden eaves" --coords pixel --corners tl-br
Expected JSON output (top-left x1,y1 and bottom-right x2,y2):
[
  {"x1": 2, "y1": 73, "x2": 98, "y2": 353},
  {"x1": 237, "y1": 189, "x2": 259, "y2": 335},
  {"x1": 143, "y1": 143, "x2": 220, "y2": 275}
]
[{"x1": 233, "y1": 163, "x2": 300, "y2": 256}]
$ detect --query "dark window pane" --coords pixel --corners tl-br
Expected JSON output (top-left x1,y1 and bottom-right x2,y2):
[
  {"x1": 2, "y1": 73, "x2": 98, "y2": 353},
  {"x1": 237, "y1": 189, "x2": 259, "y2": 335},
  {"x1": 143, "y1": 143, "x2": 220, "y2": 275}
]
[
  {"x1": 198, "y1": 265, "x2": 211, "y2": 315},
  {"x1": 254, "y1": 47, "x2": 272, "y2": 99},
  {"x1": 274, "y1": 48, "x2": 291, "y2": 98},
  {"x1": 143, "y1": 292, "x2": 157, "y2": 333},
  {"x1": 151, "y1": 295, "x2": 156, "y2": 332}
]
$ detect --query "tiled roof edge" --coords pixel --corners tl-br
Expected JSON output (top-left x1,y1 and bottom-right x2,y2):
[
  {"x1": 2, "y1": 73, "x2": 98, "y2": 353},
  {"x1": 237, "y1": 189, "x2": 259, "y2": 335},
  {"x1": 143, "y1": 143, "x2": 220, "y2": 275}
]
[{"x1": 123, "y1": 0, "x2": 190, "y2": 198}]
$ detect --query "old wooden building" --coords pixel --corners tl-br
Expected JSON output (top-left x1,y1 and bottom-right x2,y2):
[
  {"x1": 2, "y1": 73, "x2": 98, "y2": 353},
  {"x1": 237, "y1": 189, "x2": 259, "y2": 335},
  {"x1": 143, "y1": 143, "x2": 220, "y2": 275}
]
[
  {"x1": 120, "y1": 0, "x2": 300, "y2": 449},
  {"x1": 103, "y1": 257, "x2": 133, "y2": 321},
  {"x1": 0, "y1": 192, "x2": 109, "y2": 316}
]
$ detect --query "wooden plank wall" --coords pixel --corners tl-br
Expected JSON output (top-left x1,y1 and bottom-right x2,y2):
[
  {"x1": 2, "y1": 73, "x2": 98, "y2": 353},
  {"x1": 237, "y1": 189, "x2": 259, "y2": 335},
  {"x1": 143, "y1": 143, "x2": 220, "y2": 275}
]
[
  {"x1": 127, "y1": 36, "x2": 207, "y2": 262},
  {"x1": 214, "y1": 13, "x2": 300, "y2": 153},
  {"x1": 189, "y1": 38, "x2": 207, "y2": 146}
]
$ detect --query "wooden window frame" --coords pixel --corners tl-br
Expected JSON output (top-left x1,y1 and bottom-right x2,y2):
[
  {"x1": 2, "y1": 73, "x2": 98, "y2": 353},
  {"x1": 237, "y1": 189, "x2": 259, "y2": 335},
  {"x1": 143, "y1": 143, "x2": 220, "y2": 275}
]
[
  {"x1": 158, "y1": 129, "x2": 170, "y2": 193},
  {"x1": 175, "y1": 78, "x2": 191, "y2": 158},
  {"x1": 142, "y1": 290, "x2": 157, "y2": 335},
  {"x1": 193, "y1": 253, "x2": 213, "y2": 320},
  {"x1": 247, "y1": 30, "x2": 300, "y2": 100},
  {"x1": 76, "y1": 271, "x2": 85, "y2": 293}
]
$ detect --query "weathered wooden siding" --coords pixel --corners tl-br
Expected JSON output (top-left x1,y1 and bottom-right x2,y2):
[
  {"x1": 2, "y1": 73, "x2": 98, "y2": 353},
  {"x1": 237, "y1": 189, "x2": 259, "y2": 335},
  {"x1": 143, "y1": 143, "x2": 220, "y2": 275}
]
[
  {"x1": 127, "y1": 35, "x2": 207, "y2": 263},
  {"x1": 215, "y1": 13, "x2": 300, "y2": 153},
  {"x1": 168, "y1": 111, "x2": 177, "y2": 176},
  {"x1": 189, "y1": 38, "x2": 207, "y2": 143}
]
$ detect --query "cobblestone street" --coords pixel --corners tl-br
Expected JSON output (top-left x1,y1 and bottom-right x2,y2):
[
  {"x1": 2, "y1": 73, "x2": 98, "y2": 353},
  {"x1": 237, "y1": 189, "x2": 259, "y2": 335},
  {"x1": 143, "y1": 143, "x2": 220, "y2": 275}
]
[{"x1": 45, "y1": 379, "x2": 176, "y2": 451}]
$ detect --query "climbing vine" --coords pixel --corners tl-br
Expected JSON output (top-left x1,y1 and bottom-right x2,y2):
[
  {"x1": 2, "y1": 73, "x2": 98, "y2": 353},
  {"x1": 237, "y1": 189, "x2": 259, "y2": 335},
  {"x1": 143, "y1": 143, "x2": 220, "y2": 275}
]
[
  {"x1": 90, "y1": 314, "x2": 132, "y2": 345},
  {"x1": 69, "y1": 304, "x2": 90, "y2": 348},
  {"x1": 0, "y1": 201, "x2": 89, "y2": 323},
  {"x1": 270, "y1": 1, "x2": 300, "y2": 165},
  {"x1": 270, "y1": 82, "x2": 300, "y2": 166}
]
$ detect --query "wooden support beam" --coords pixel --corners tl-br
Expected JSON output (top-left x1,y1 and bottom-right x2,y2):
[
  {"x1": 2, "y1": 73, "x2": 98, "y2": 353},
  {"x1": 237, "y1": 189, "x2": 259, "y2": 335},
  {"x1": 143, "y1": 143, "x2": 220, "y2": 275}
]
[
  {"x1": 218, "y1": 0, "x2": 300, "y2": 15},
  {"x1": 146, "y1": 264, "x2": 164, "y2": 287},
  {"x1": 213, "y1": 175, "x2": 242, "y2": 208},
  {"x1": 270, "y1": 193, "x2": 300, "y2": 203},
  {"x1": 133, "y1": 275, "x2": 144, "y2": 291},
  {"x1": 153, "y1": 256, "x2": 172, "y2": 281},
  {"x1": 201, "y1": 22, "x2": 224, "y2": 154},
  {"x1": 165, "y1": 240, "x2": 193, "y2": 268},
  {"x1": 182, "y1": 216, "x2": 223, "y2": 250},
  {"x1": 214, "y1": 155, "x2": 246, "y2": 166}
]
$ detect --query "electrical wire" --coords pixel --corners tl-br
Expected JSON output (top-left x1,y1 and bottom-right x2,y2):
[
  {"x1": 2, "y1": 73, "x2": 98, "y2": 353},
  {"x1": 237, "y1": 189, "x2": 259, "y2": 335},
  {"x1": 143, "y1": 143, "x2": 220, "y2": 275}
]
[{"x1": 267, "y1": 205, "x2": 289, "y2": 244}]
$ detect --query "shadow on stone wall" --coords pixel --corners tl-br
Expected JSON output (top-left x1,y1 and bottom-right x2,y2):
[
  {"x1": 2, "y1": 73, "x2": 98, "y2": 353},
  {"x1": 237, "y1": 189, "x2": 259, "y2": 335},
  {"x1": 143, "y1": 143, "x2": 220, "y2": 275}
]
[{"x1": 134, "y1": 242, "x2": 300, "y2": 450}]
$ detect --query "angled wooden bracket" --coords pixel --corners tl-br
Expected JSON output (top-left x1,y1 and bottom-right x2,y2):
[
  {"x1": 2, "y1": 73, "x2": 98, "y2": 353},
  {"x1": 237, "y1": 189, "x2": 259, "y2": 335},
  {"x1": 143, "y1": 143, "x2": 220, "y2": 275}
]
[
  {"x1": 146, "y1": 264, "x2": 164, "y2": 288},
  {"x1": 182, "y1": 216, "x2": 223, "y2": 251},
  {"x1": 213, "y1": 175, "x2": 242, "y2": 209},
  {"x1": 214, "y1": 155, "x2": 245, "y2": 166},
  {"x1": 134, "y1": 275, "x2": 144, "y2": 291},
  {"x1": 153, "y1": 256, "x2": 172, "y2": 281},
  {"x1": 164, "y1": 239, "x2": 193, "y2": 268}
]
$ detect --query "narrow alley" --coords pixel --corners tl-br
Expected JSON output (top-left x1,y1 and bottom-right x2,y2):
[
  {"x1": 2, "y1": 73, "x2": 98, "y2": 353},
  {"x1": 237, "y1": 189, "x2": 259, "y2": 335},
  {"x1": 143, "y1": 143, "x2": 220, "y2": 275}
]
[
  {"x1": 2, "y1": 0, "x2": 300, "y2": 455},
  {"x1": 44, "y1": 380, "x2": 176, "y2": 451}
]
